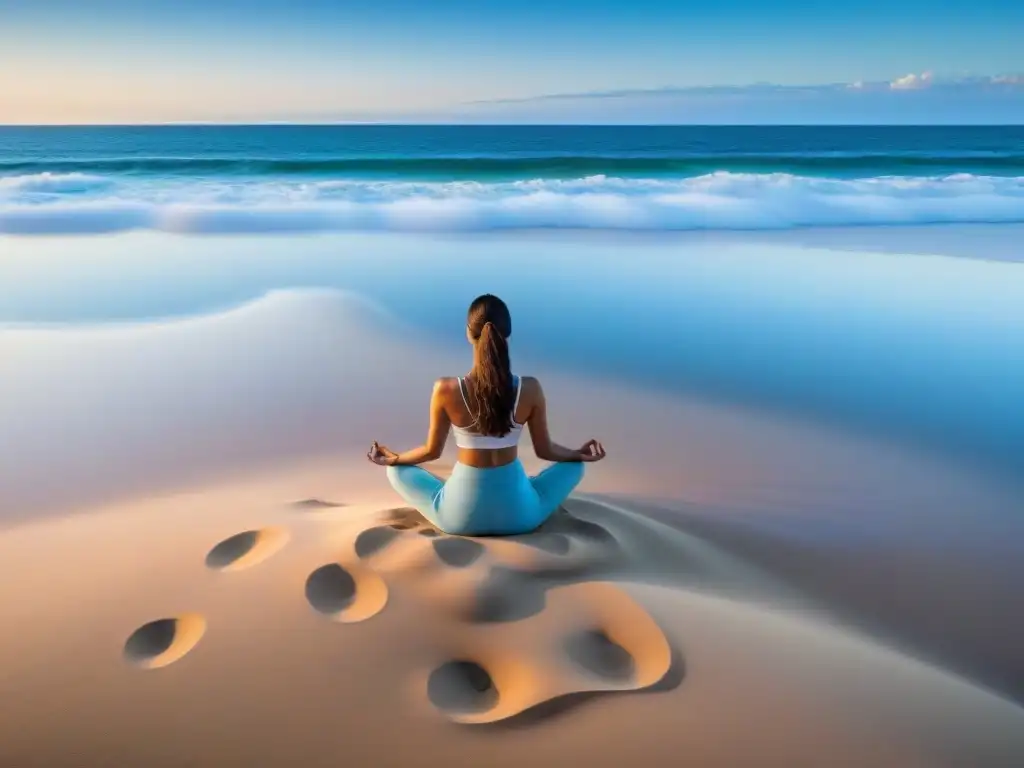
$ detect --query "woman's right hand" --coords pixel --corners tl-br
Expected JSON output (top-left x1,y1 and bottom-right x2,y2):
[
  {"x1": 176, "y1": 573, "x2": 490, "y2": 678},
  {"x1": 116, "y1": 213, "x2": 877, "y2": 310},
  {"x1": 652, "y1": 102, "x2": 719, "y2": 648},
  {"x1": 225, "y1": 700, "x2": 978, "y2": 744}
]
[
  {"x1": 367, "y1": 441, "x2": 399, "y2": 466},
  {"x1": 577, "y1": 439, "x2": 607, "y2": 462}
]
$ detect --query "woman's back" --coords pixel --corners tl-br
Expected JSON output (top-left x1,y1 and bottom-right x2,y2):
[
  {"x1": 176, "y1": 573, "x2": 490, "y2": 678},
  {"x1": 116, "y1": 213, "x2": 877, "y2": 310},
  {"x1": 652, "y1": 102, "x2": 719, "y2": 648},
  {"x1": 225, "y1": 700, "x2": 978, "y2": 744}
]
[
  {"x1": 367, "y1": 294, "x2": 605, "y2": 535},
  {"x1": 448, "y1": 374, "x2": 530, "y2": 468}
]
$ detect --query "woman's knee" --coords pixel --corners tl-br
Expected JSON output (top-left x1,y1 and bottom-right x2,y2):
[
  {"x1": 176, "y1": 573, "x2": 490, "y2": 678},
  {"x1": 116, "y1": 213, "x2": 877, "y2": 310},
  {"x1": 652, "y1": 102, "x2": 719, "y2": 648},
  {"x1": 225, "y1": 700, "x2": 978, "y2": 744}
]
[
  {"x1": 386, "y1": 464, "x2": 443, "y2": 505},
  {"x1": 541, "y1": 460, "x2": 585, "y2": 481},
  {"x1": 555, "y1": 460, "x2": 585, "y2": 488},
  {"x1": 386, "y1": 464, "x2": 425, "y2": 495},
  {"x1": 385, "y1": 464, "x2": 403, "y2": 487}
]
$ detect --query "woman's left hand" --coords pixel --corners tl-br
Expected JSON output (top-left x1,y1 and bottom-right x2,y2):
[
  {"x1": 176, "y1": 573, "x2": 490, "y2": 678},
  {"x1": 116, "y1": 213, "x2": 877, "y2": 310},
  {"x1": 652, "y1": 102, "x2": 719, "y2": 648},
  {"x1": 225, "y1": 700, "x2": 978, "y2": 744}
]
[
  {"x1": 577, "y1": 439, "x2": 607, "y2": 462},
  {"x1": 367, "y1": 441, "x2": 398, "y2": 466}
]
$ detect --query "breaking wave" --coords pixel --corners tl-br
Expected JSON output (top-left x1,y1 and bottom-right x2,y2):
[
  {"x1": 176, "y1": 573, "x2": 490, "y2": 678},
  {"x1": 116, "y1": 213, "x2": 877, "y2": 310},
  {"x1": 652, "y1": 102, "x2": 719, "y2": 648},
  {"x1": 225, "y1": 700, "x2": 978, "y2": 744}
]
[{"x1": 2, "y1": 171, "x2": 1023, "y2": 234}]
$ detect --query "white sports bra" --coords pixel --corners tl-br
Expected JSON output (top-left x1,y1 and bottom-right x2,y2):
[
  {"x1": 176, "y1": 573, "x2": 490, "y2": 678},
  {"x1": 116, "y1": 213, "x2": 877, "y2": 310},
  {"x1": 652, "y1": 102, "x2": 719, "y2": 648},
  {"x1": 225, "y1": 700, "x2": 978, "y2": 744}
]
[{"x1": 451, "y1": 375, "x2": 525, "y2": 450}]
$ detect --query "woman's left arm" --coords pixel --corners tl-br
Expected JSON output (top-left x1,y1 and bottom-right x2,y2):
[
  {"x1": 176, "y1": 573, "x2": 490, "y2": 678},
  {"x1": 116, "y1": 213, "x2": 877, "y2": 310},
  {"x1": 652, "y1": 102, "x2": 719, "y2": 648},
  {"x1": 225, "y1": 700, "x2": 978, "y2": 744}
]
[{"x1": 387, "y1": 380, "x2": 451, "y2": 466}]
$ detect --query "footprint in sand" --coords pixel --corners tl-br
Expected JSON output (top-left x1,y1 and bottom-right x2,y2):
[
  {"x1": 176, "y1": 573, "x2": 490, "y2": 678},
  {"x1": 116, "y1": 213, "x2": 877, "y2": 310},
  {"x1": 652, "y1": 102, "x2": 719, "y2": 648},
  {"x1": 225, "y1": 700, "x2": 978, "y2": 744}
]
[
  {"x1": 304, "y1": 562, "x2": 389, "y2": 623},
  {"x1": 127, "y1": 520, "x2": 293, "y2": 672},
  {"x1": 383, "y1": 506, "x2": 424, "y2": 530},
  {"x1": 354, "y1": 526, "x2": 403, "y2": 558},
  {"x1": 563, "y1": 628, "x2": 636, "y2": 682},
  {"x1": 464, "y1": 566, "x2": 548, "y2": 623},
  {"x1": 123, "y1": 614, "x2": 207, "y2": 670},
  {"x1": 431, "y1": 538, "x2": 485, "y2": 568},
  {"x1": 290, "y1": 498, "x2": 346, "y2": 511},
  {"x1": 205, "y1": 527, "x2": 289, "y2": 572},
  {"x1": 427, "y1": 661, "x2": 499, "y2": 716}
]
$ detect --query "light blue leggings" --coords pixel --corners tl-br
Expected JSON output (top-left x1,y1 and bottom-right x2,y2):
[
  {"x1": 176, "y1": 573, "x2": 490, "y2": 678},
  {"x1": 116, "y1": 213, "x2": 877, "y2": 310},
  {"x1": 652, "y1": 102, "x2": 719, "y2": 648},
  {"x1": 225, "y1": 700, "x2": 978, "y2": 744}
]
[{"x1": 385, "y1": 459, "x2": 584, "y2": 536}]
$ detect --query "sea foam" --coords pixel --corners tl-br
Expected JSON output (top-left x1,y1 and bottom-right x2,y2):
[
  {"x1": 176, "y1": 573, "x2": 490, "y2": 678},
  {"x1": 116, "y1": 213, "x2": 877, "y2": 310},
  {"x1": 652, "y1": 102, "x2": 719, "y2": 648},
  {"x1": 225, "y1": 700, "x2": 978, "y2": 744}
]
[
  {"x1": 1, "y1": 172, "x2": 1023, "y2": 234},
  {"x1": 0, "y1": 172, "x2": 112, "y2": 195}
]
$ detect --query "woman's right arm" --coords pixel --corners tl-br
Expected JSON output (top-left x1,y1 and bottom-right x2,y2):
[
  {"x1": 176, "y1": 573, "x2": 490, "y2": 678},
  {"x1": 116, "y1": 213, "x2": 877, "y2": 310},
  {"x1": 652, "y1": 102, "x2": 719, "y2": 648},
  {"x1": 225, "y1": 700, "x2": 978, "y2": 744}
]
[{"x1": 525, "y1": 377, "x2": 587, "y2": 462}]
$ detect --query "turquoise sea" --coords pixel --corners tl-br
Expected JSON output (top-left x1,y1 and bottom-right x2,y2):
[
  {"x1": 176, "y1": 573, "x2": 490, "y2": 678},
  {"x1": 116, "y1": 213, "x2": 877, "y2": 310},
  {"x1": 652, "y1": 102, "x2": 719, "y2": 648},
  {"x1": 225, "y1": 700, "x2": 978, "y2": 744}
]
[{"x1": 2, "y1": 125, "x2": 1024, "y2": 233}]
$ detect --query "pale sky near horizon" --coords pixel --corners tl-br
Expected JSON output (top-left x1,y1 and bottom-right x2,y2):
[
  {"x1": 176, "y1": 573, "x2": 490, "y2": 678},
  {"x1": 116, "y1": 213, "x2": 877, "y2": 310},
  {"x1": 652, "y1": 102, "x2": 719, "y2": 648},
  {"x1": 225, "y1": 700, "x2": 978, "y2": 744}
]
[{"x1": 1, "y1": 0, "x2": 1023, "y2": 124}]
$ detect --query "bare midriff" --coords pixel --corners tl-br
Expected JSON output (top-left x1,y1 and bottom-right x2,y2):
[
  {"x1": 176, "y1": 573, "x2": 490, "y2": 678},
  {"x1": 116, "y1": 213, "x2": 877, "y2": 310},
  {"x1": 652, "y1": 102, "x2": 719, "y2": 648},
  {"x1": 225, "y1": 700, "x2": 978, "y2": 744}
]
[{"x1": 457, "y1": 446, "x2": 519, "y2": 468}]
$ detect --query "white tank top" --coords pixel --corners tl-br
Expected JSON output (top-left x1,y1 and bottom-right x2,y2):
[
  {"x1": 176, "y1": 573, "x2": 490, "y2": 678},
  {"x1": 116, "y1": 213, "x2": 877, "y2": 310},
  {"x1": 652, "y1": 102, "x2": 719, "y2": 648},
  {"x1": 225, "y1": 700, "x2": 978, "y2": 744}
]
[{"x1": 451, "y1": 375, "x2": 524, "y2": 450}]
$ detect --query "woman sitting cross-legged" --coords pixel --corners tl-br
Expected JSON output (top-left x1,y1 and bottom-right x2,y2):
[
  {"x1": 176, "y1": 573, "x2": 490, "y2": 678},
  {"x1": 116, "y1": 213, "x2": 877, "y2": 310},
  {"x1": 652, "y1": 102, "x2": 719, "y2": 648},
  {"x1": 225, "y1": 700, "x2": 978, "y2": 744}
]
[{"x1": 367, "y1": 293, "x2": 606, "y2": 536}]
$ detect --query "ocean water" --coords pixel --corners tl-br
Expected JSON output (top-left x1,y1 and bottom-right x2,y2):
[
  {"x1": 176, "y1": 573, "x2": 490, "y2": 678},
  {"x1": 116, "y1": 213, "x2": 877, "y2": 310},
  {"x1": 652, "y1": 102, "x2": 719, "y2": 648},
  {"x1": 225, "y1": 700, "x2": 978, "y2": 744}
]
[{"x1": 2, "y1": 125, "x2": 1024, "y2": 233}]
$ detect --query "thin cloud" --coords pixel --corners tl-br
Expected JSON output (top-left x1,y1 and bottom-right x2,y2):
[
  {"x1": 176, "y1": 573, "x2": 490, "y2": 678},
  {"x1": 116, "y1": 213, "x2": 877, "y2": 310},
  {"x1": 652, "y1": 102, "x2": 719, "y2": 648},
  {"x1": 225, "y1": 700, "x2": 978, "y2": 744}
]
[
  {"x1": 890, "y1": 71, "x2": 935, "y2": 90},
  {"x1": 473, "y1": 82, "x2": 839, "y2": 105},
  {"x1": 148, "y1": 72, "x2": 1024, "y2": 125},
  {"x1": 474, "y1": 73, "x2": 1024, "y2": 105}
]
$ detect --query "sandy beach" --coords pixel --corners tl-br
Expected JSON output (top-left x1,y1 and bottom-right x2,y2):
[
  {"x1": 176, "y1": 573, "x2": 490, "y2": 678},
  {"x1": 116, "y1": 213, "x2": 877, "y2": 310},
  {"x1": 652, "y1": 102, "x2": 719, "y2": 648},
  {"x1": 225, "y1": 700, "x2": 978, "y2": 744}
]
[{"x1": 2, "y1": 276, "x2": 1023, "y2": 767}]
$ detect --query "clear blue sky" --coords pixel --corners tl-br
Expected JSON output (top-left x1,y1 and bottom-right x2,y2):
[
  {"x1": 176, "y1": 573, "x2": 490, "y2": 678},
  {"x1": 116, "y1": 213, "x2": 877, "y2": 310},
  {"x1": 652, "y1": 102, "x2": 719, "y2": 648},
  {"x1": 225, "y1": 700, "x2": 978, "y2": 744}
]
[{"x1": 1, "y1": 0, "x2": 1022, "y2": 123}]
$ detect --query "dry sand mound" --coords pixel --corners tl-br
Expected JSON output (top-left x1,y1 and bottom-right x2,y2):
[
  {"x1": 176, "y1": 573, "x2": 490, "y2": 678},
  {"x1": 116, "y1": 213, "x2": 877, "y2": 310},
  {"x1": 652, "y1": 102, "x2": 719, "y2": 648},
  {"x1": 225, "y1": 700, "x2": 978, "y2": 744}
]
[
  {"x1": 326, "y1": 504, "x2": 677, "y2": 723},
  {"x1": 2, "y1": 483, "x2": 1023, "y2": 768}
]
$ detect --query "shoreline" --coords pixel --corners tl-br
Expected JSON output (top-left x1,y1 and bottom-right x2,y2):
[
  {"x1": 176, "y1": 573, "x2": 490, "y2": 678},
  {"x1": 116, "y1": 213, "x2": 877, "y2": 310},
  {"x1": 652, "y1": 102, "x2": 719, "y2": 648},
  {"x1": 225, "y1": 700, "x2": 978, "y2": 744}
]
[{"x1": 3, "y1": 222, "x2": 1024, "y2": 260}]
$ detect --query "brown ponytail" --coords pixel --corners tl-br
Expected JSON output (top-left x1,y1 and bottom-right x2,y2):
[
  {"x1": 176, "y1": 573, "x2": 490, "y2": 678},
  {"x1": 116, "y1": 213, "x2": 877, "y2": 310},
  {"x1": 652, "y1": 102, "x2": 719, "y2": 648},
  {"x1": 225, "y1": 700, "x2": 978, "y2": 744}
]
[{"x1": 466, "y1": 295, "x2": 515, "y2": 436}]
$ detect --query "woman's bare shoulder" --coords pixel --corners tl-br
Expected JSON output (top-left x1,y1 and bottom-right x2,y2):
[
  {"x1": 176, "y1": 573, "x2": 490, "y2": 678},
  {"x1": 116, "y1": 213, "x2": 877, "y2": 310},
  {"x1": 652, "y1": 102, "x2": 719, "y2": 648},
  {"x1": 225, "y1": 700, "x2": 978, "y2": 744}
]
[
  {"x1": 433, "y1": 376, "x2": 460, "y2": 394},
  {"x1": 520, "y1": 375, "x2": 544, "y2": 396},
  {"x1": 430, "y1": 378, "x2": 464, "y2": 413}
]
